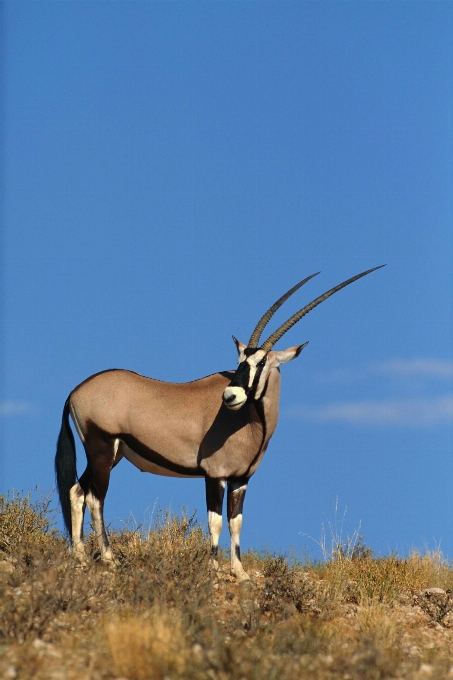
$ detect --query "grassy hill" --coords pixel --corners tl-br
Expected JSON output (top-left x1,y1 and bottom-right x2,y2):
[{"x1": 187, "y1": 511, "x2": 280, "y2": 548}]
[{"x1": 1, "y1": 491, "x2": 453, "y2": 680}]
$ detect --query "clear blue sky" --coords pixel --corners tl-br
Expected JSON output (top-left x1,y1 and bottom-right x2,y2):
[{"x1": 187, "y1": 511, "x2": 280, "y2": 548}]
[{"x1": 2, "y1": 1, "x2": 452, "y2": 559}]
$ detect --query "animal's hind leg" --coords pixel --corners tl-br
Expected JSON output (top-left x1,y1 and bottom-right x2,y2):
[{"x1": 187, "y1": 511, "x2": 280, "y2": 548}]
[
  {"x1": 83, "y1": 436, "x2": 118, "y2": 563},
  {"x1": 69, "y1": 471, "x2": 88, "y2": 562},
  {"x1": 85, "y1": 492, "x2": 113, "y2": 562}
]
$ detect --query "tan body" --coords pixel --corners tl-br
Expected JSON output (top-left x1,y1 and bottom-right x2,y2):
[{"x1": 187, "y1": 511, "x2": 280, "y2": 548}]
[
  {"x1": 70, "y1": 367, "x2": 280, "y2": 480},
  {"x1": 58, "y1": 360, "x2": 284, "y2": 579}
]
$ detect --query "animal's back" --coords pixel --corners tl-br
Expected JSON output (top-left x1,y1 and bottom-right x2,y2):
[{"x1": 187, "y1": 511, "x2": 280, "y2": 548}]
[{"x1": 69, "y1": 368, "x2": 235, "y2": 442}]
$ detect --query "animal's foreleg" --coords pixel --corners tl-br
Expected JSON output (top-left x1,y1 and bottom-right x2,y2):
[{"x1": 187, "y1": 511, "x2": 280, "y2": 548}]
[
  {"x1": 227, "y1": 478, "x2": 249, "y2": 581},
  {"x1": 205, "y1": 477, "x2": 226, "y2": 571}
]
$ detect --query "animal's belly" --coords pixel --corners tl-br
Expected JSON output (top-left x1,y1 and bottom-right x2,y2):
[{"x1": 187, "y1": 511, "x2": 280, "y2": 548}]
[{"x1": 118, "y1": 441, "x2": 204, "y2": 479}]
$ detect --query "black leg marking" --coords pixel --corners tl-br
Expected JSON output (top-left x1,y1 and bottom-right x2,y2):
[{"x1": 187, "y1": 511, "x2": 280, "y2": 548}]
[
  {"x1": 227, "y1": 478, "x2": 249, "y2": 579},
  {"x1": 227, "y1": 478, "x2": 247, "y2": 520},
  {"x1": 205, "y1": 477, "x2": 226, "y2": 570},
  {"x1": 206, "y1": 477, "x2": 225, "y2": 515}
]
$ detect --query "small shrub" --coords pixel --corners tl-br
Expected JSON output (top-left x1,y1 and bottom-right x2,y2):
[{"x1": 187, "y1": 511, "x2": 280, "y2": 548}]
[
  {"x1": 0, "y1": 490, "x2": 62, "y2": 556},
  {"x1": 415, "y1": 589, "x2": 453, "y2": 624},
  {"x1": 259, "y1": 555, "x2": 316, "y2": 618},
  {"x1": 110, "y1": 510, "x2": 213, "y2": 626}
]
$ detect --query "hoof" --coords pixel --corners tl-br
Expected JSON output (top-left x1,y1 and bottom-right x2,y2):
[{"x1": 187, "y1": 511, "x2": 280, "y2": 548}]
[
  {"x1": 72, "y1": 549, "x2": 87, "y2": 566},
  {"x1": 93, "y1": 551, "x2": 116, "y2": 567},
  {"x1": 232, "y1": 569, "x2": 251, "y2": 582}
]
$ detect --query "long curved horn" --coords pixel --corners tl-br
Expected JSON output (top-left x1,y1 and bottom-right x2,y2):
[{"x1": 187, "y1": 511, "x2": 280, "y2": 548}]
[
  {"x1": 248, "y1": 272, "x2": 320, "y2": 348},
  {"x1": 260, "y1": 265, "x2": 385, "y2": 351}
]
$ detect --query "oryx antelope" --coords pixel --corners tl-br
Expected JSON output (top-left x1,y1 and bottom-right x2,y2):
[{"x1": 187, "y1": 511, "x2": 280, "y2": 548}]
[{"x1": 55, "y1": 266, "x2": 383, "y2": 579}]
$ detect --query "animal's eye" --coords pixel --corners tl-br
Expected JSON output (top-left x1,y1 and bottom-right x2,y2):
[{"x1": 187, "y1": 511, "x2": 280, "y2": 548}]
[{"x1": 257, "y1": 359, "x2": 266, "y2": 368}]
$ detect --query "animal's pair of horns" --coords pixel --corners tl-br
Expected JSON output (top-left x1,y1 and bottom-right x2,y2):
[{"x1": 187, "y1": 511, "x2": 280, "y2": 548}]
[{"x1": 248, "y1": 265, "x2": 385, "y2": 351}]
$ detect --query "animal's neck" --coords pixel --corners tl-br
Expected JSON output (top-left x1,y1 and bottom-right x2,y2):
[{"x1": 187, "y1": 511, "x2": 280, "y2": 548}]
[
  {"x1": 255, "y1": 368, "x2": 281, "y2": 444},
  {"x1": 238, "y1": 368, "x2": 280, "y2": 479}
]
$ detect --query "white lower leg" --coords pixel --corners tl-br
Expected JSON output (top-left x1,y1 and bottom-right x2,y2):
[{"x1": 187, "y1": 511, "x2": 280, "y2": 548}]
[
  {"x1": 208, "y1": 511, "x2": 223, "y2": 569},
  {"x1": 229, "y1": 514, "x2": 249, "y2": 580},
  {"x1": 69, "y1": 483, "x2": 86, "y2": 561},
  {"x1": 85, "y1": 492, "x2": 113, "y2": 562}
]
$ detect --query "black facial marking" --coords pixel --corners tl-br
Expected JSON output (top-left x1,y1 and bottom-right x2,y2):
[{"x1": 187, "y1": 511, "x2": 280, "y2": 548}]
[
  {"x1": 228, "y1": 349, "x2": 267, "y2": 402},
  {"x1": 228, "y1": 361, "x2": 251, "y2": 392}
]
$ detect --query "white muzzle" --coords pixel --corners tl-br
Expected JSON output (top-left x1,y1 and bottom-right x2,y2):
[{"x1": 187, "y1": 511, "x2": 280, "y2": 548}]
[{"x1": 223, "y1": 386, "x2": 247, "y2": 410}]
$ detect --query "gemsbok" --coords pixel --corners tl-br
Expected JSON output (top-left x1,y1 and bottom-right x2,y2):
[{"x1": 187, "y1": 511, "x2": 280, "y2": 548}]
[{"x1": 55, "y1": 266, "x2": 384, "y2": 579}]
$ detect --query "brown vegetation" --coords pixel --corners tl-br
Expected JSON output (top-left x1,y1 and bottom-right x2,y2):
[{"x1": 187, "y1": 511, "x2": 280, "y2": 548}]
[{"x1": 1, "y1": 491, "x2": 453, "y2": 679}]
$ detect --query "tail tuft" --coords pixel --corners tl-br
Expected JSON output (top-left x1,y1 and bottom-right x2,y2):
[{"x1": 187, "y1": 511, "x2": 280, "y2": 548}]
[{"x1": 55, "y1": 399, "x2": 77, "y2": 537}]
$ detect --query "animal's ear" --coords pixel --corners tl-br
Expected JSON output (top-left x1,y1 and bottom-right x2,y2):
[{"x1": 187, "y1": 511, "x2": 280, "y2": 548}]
[
  {"x1": 273, "y1": 342, "x2": 308, "y2": 366},
  {"x1": 232, "y1": 336, "x2": 247, "y2": 359}
]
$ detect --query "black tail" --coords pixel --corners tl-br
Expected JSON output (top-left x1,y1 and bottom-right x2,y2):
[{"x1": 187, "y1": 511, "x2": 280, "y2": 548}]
[{"x1": 55, "y1": 398, "x2": 77, "y2": 538}]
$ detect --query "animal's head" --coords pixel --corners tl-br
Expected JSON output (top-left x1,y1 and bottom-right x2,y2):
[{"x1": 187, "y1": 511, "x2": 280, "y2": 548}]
[{"x1": 222, "y1": 266, "x2": 384, "y2": 411}]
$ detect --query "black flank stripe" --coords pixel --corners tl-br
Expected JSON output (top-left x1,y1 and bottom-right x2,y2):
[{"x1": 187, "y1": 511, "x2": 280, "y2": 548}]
[{"x1": 120, "y1": 434, "x2": 201, "y2": 477}]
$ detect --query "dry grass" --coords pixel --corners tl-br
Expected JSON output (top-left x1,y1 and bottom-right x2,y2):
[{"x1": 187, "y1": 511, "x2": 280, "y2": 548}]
[
  {"x1": 317, "y1": 550, "x2": 453, "y2": 605},
  {"x1": 2, "y1": 491, "x2": 453, "y2": 680},
  {"x1": 105, "y1": 607, "x2": 190, "y2": 680}
]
